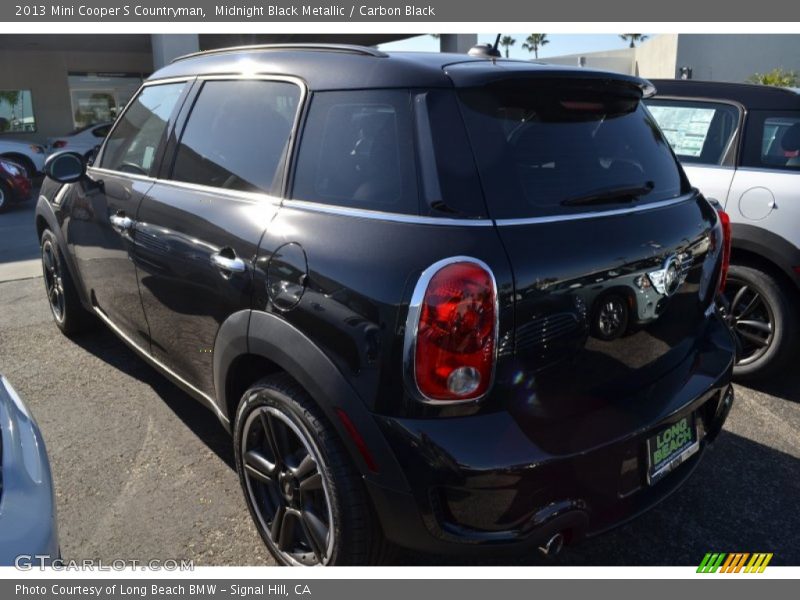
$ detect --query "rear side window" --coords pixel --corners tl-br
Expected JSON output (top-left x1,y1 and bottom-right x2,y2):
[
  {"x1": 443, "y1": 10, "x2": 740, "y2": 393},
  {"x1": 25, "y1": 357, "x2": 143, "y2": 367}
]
[
  {"x1": 646, "y1": 99, "x2": 740, "y2": 165},
  {"x1": 742, "y1": 111, "x2": 800, "y2": 171},
  {"x1": 99, "y1": 82, "x2": 186, "y2": 176},
  {"x1": 292, "y1": 90, "x2": 418, "y2": 214},
  {"x1": 171, "y1": 79, "x2": 300, "y2": 194},
  {"x1": 456, "y1": 79, "x2": 688, "y2": 219}
]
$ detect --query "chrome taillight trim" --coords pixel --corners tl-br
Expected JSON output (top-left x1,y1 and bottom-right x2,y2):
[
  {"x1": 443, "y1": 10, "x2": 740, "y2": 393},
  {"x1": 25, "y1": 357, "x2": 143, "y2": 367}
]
[{"x1": 402, "y1": 256, "x2": 499, "y2": 406}]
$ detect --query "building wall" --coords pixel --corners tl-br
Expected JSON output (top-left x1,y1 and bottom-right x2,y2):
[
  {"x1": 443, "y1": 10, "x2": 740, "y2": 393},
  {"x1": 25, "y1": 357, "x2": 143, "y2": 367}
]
[
  {"x1": 675, "y1": 34, "x2": 800, "y2": 83},
  {"x1": 543, "y1": 47, "x2": 635, "y2": 74},
  {"x1": 634, "y1": 34, "x2": 679, "y2": 79},
  {"x1": 0, "y1": 49, "x2": 151, "y2": 144}
]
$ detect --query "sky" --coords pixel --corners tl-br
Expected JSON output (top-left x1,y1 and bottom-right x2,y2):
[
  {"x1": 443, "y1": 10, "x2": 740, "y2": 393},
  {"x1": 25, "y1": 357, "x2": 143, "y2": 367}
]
[{"x1": 379, "y1": 34, "x2": 649, "y2": 60}]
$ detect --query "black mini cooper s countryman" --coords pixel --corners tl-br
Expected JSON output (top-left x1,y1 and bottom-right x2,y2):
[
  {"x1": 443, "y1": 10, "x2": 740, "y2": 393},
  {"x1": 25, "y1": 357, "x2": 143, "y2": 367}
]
[{"x1": 36, "y1": 44, "x2": 735, "y2": 565}]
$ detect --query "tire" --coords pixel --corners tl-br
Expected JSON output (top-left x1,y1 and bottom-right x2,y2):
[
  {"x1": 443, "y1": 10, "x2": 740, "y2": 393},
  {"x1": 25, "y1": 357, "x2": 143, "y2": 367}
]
[
  {"x1": 234, "y1": 373, "x2": 387, "y2": 565},
  {"x1": 40, "y1": 229, "x2": 94, "y2": 335},
  {"x1": 723, "y1": 264, "x2": 799, "y2": 381},
  {"x1": 0, "y1": 181, "x2": 10, "y2": 213}
]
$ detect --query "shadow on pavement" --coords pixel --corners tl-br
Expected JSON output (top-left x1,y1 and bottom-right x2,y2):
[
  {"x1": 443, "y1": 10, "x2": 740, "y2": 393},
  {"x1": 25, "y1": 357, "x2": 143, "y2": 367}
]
[
  {"x1": 740, "y1": 367, "x2": 800, "y2": 404},
  {"x1": 69, "y1": 325, "x2": 237, "y2": 471}
]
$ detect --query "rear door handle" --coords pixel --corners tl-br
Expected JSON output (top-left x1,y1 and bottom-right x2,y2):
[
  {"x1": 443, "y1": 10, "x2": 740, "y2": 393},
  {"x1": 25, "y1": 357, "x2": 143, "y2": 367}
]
[
  {"x1": 109, "y1": 213, "x2": 134, "y2": 233},
  {"x1": 210, "y1": 251, "x2": 247, "y2": 274}
]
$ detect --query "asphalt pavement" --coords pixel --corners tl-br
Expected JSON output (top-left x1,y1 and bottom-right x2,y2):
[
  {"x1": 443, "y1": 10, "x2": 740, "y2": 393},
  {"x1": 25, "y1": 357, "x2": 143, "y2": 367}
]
[{"x1": 0, "y1": 199, "x2": 798, "y2": 566}]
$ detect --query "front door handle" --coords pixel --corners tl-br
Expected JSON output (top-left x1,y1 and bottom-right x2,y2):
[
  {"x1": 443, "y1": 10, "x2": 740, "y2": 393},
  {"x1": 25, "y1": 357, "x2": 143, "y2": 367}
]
[
  {"x1": 109, "y1": 213, "x2": 134, "y2": 233},
  {"x1": 211, "y1": 251, "x2": 247, "y2": 275}
]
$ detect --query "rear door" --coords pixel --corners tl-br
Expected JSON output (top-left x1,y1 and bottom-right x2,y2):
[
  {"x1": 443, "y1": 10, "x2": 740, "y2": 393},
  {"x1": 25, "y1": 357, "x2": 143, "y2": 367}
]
[
  {"x1": 729, "y1": 110, "x2": 800, "y2": 237},
  {"x1": 455, "y1": 77, "x2": 725, "y2": 416},
  {"x1": 645, "y1": 97, "x2": 742, "y2": 207},
  {"x1": 133, "y1": 77, "x2": 302, "y2": 398}
]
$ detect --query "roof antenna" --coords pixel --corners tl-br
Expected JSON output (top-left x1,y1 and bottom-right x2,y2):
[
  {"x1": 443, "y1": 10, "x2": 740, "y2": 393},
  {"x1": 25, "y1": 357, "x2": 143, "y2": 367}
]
[{"x1": 467, "y1": 34, "x2": 503, "y2": 59}]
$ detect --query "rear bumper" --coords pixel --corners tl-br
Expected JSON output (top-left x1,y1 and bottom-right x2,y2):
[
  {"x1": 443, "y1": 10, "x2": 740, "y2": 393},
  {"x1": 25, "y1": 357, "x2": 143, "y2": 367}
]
[{"x1": 368, "y1": 313, "x2": 734, "y2": 558}]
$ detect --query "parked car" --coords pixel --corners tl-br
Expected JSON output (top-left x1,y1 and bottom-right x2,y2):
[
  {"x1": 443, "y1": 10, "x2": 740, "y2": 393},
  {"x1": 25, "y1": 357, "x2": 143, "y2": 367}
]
[
  {"x1": 647, "y1": 81, "x2": 800, "y2": 380},
  {"x1": 48, "y1": 122, "x2": 113, "y2": 159},
  {"x1": 0, "y1": 374, "x2": 59, "y2": 565},
  {"x1": 36, "y1": 45, "x2": 735, "y2": 565},
  {"x1": 0, "y1": 139, "x2": 46, "y2": 177},
  {"x1": 0, "y1": 157, "x2": 32, "y2": 213}
]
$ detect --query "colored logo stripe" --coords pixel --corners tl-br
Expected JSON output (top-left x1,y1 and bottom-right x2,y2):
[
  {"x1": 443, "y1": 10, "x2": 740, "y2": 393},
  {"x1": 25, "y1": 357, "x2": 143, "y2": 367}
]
[{"x1": 697, "y1": 553, "x2": 773, "y2": 573}]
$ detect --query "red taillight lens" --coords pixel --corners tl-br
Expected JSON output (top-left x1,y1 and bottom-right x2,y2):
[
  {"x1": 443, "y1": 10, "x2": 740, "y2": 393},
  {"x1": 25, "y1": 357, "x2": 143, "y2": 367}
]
[
  {"x1": 413, "y1": 261, "x2": 496, "y2": 401},
  {"x1": 52, "y1": 141, "x2": 67, "y2": 149},
  {"x1": 716, "y1": 208, "x2": 732, "y2": 293}
]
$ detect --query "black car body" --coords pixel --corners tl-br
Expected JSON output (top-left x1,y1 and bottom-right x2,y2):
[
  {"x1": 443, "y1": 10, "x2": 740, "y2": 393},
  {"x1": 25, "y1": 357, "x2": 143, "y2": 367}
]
[{"x1": 35, "y1": 45, "x2": 735, "y2": 565}]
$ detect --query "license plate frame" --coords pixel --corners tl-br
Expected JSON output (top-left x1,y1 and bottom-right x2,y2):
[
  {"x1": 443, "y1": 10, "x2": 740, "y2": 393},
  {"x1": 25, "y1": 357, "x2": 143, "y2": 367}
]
[{"x1": 646, "y1": 414, "x2": 700, "y2": 485}]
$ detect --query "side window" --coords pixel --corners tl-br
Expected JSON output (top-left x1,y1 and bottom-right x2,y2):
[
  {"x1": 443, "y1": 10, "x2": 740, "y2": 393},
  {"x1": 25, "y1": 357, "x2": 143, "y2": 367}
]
[
  {"x1": 742, "y1": 111, "x2": 800, "y2": 171},
  {"x1": 99, "y1": 83, "x2": 186, "y2": 176},
  {"x1": 646, "y1": 100, "x2": 740, "y2": 165},
  {"x1": 292, "y1": 90, "x2": 419, "y2": 214},
  {"x1": 171, "y1": 79, "x2": 300, "y2": 194}
]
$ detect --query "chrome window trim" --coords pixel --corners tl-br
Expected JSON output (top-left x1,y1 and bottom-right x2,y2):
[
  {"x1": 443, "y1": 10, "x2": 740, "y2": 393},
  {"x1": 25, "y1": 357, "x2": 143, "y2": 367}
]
[
  {"x1": 281, "y1": 199, "x2": 493, "y2": 226},
  {"x1": 493, "y1": 194, "x2": 696, "y2": 227},
  {"x1": 149, "y1": 177, "x2": 282, "y2": 205},
  {"x1": 87, "y1": 165, "x2": 156, "y2": 184},
  {"x1": 402, "y1": 256, "x2": 499, "y2": 406}
]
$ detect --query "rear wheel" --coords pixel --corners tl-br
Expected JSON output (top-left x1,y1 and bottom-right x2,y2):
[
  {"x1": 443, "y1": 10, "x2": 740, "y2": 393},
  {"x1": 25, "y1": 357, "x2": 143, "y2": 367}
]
[
  {"x1": 234, "y1": 373, "x2": 386, "y2": 565},
  {"x1": 40, "y1": 229, "x2": 94, "y2": 335},
  {"x1": 722, "y1": 264, "x2": 798, "y2": 381}
]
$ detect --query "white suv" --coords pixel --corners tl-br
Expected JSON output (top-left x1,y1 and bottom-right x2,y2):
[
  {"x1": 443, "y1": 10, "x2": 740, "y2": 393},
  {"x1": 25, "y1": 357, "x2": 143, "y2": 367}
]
[{"x1": 648, "y1": 80, "x2": 800, "y2": 380}]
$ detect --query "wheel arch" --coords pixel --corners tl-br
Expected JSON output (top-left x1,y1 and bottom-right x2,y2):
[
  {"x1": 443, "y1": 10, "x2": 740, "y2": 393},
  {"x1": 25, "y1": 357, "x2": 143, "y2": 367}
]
[
  {"x1": 730, "y1": 222, "x2": 800, "y2": 296},
  {"x1": 213, "y1": 309, "x2": 409, "y2": 492},
  {"x1": 34, "y1": 194, "x2": 91, "y2": 309},
  {"x1": 0, "y1": 152, "x2": 36, "y2": 175}
]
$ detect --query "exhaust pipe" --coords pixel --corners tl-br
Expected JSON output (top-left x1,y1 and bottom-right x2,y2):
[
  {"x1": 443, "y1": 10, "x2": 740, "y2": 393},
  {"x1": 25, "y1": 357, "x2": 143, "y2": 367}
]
[{"x1": 538, "y1": 532, "x2": 565, "y2": 558}]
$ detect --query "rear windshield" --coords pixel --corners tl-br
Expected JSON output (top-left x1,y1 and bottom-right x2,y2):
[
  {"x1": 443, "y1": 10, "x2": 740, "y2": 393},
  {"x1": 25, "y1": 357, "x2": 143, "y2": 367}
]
[{"x1": 456, "y1": 79, "x2": 689, "y2": 218}]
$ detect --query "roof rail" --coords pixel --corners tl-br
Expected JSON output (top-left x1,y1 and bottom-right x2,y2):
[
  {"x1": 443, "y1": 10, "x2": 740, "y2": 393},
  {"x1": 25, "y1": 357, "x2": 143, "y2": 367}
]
[{"x1": 172, "y1": 43, "x2": 389, "y2": 63}]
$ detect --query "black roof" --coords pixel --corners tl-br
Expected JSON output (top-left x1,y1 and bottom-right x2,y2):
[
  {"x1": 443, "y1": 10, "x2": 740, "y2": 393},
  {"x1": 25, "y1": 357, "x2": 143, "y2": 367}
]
[
  {"x1": 651, "y1": 79, "x2": 800, "y2": 110},
  {"x1": 149, "y1": 44, "x2": 652, "y2": 93}
]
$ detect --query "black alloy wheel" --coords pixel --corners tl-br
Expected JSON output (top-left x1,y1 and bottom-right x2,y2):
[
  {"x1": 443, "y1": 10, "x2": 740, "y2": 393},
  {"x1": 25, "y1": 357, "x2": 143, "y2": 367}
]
[
  {"x1": 721, "y1": 264, "x2": 798, "y2": 381},
  {"x1": 240, "y1": 404, "x2": 334, "y2": 565},
  {"x1": 42, "y1": 236, "x2": 65, "y2": 323}
]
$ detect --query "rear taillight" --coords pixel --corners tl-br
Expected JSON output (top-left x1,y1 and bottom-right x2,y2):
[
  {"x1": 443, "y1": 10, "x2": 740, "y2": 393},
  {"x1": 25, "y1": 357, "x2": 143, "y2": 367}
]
[
  {"x1": 716, "y1": 208, "x2": 732, "y2": 293},
  {"x1": 406, "y1": 258, "x2": 497, "y2": 402},
  {"x1": 52, "y1": 141, "x2": 68, "y2": 149}
]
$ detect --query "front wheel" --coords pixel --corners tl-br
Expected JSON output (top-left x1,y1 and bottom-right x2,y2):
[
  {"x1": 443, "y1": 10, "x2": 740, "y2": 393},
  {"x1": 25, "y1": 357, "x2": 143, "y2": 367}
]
[
  {"x1": 722, "y1": 264, "x2": 798, "y2": 381},
  {"x1": 40, "y1": 229, "x2": 94, "y2": 335},
  {"x1": 234, "y1": 373, "x2": 386, "y2": 565}
]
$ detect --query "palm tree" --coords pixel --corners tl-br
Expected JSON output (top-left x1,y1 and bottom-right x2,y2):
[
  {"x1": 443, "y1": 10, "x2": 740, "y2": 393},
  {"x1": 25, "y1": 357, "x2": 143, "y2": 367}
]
[
  {"x1": 499, "y1": 35, "x2": 516, "y2": 58},
  {"x1": 620, "y1": 34, "x2": 649, "y2": 48},
  {"x1": 522, "y1": 34, "x2": 549, "y2": 59}
]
